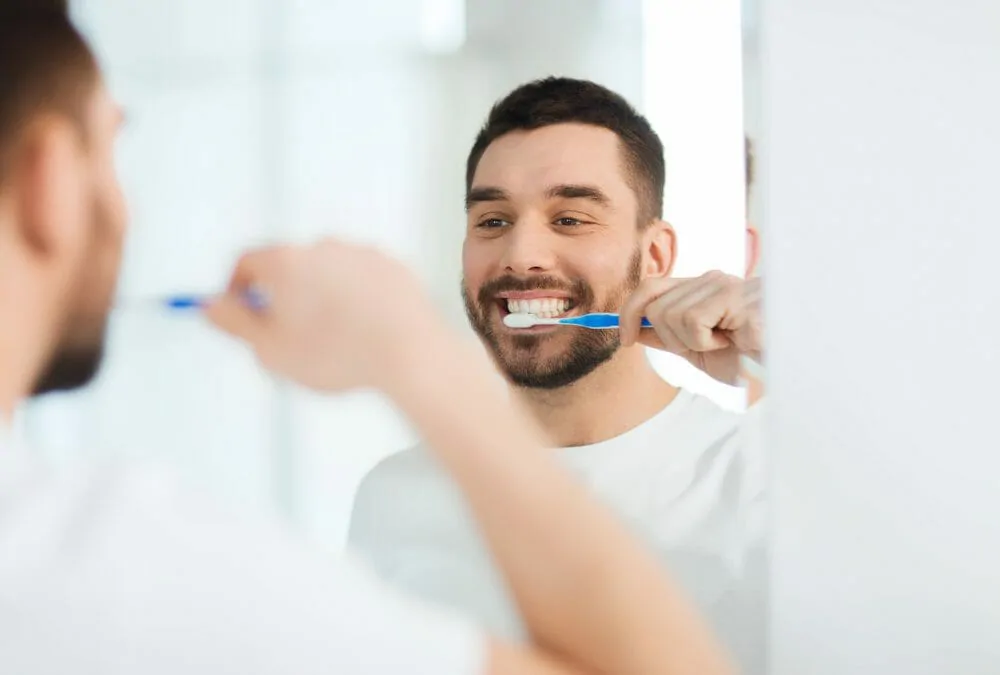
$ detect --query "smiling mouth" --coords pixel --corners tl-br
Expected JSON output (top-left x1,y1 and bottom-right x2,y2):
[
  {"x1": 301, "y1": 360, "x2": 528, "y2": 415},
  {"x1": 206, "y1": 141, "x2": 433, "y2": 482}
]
[{"x1": 495, "y1": 297, "x2": 577, "y2": 321}]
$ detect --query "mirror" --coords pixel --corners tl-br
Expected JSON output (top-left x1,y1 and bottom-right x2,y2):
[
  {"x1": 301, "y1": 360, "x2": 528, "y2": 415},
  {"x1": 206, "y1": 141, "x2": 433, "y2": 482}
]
[{"x1": 20, "y1": 1, "x2": 763, "y2": 672}]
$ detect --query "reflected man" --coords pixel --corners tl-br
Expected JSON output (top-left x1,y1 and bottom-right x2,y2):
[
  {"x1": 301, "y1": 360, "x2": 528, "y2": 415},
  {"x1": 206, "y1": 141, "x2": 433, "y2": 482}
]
[{"x1": 349, "y1": 78, "x2": 766, "y2": 672}]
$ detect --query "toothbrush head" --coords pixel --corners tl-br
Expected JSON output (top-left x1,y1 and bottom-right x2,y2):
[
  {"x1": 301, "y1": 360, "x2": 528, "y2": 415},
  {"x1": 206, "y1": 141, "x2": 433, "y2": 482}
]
[{"x1": 503, "y1": 313, "x2": 543, "y2": 328}]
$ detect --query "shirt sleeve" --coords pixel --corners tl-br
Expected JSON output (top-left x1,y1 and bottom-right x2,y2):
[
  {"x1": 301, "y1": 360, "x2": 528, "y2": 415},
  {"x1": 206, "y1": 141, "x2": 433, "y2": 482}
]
[{"x1": 0, "y1": 461, "x2": 486, "y2": 675}]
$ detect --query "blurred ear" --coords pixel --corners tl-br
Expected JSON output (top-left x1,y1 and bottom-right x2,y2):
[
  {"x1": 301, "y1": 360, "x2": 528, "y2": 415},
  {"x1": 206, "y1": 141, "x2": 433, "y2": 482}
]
[
  {"x1": 745, "y1": 223, "x2": 760, "y2": 278},
  {"x1": 643, "y1": 219, "x2": 676, "y2": 279},
  {"x1": 9, "y1": 116, "x2": 87, "y2": 260}
]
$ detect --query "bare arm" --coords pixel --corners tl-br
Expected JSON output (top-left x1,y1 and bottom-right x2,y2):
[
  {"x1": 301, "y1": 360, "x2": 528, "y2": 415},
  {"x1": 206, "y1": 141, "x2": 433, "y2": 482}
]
[
  {"x1": 207, "y1": 242, "x2": 734, "y2": 675},
  {"x1": 742, "y1": 352, "x2": 765, "y2": 405},
  {"x1": 487, "y1": 639, "x2": 591, "y2": 675},
  {"x1": 386, "y1": 327, "x2": 735, "y2": 675},
  {"x1": 744, "y1": 370, "x2": 765, "y2": 406}
]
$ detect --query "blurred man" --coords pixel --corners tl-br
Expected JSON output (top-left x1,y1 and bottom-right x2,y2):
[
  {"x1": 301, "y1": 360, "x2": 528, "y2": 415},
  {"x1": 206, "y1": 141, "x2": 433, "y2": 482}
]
[
  {"x1": 350, "y1": 78, "x2": 765, "y2": 672},
  {"x1": 0, "y1": 9, "x2": 736, "y2": 675}
]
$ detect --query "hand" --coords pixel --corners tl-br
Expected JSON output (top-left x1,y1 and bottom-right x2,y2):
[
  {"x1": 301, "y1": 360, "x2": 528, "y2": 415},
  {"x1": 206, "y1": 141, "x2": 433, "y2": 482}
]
[
  {"x1": 205, "y1": 239, "x2": 445, "y2": 394},
  {"x1": 619, "y1": 272, "x2": 762, "y2": 385}
]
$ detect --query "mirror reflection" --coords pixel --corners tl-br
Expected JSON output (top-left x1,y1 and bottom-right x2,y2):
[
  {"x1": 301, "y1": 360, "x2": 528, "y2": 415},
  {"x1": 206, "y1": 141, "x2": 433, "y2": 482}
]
[{"x1": 5, "y1": 1, "x2": 765, "y2": 674}]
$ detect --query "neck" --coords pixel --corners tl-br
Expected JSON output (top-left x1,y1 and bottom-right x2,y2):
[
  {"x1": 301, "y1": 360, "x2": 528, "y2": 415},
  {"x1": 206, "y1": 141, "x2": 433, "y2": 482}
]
[{"x1": 512, "y1": 346, "x2": 679, "y2": 447}]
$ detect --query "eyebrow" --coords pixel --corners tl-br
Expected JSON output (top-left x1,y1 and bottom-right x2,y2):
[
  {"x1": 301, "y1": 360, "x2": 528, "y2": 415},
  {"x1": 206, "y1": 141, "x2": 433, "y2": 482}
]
[
  {"x1": 465, "y1": 186, "x2": 510, "y2": 211},
  {"x1": 545, "y1": 184, "x2": 612, "y2": 207},
  {"x1": 465, "y1": 184, "x2": 612, "y2": 211}
]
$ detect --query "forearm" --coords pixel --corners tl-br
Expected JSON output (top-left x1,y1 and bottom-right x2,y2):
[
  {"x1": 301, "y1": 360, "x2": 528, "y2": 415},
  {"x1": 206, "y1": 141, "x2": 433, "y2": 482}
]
[
  {"x1": 741, "y1": 354, "x2": 765, "y2": 405},
  {"x1": 386, "y1": 328, "x2": 734, "y2": 675}
]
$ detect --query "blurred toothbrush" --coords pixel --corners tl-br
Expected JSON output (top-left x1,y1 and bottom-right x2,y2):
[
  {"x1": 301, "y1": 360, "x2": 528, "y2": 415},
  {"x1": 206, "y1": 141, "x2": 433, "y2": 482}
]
[
  {"x1": 117, "y1": 288, "x2": 268, "y2": 312},
  {"x1": 503, "y1": 312, "x2": 653, "y2": 330}
]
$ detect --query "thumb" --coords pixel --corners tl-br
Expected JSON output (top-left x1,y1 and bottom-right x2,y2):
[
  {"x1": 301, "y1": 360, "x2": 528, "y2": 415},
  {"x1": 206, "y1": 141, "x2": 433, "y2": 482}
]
[
  {"x1": 619, "y1": 279, "x2": 670, "y2": 346},
  {"x1": 204, "y1": 290, "x2": 265, "y2": 345},
  {"x1": 695, "y1": 326, "x2": 734, "y2": 352},
  {"x1": 636, "y1": 328, "x2": 666, "y2": 350},
  {"x1": 204, "y1": 248, "x2": 277, "y2": 344}
]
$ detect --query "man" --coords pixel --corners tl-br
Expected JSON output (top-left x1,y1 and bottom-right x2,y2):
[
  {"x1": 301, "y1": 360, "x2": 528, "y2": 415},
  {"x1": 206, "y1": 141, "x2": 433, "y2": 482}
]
[
  {"x1": 0, "y1": 8, "x2": 736, "y2": 675},
  {"x1": 349, "y1": 78, "x2": 765, "y2": 671},
  {"x1": 742, "y1": 134, "x2": 765, "y2": 403}
]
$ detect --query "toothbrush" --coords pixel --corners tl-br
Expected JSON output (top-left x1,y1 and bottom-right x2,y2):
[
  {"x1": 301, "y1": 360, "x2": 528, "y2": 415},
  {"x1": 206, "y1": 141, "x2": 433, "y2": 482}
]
[
  {"x1": 503, "y1": 312, "x2": 653, "y2": 329},
  {"x1": 119, "y1": 288, "x2": 268, "y2": 312}
]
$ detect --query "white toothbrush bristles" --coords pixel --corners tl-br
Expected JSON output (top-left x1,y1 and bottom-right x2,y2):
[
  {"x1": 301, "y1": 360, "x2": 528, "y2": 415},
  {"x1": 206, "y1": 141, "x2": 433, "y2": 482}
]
[{"x1": 503, "y1": 313, "x2": 560, "y2": 328}]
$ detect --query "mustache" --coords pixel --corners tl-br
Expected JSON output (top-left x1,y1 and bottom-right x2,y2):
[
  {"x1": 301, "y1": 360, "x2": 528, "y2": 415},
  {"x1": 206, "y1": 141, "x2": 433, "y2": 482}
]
[{"x1": 476, "y1": 274, "x2": 594, "y2": 308}]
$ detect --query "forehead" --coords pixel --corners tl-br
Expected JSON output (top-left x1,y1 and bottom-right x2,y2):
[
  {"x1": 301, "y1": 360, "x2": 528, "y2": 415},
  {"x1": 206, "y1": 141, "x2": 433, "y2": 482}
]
[{"x1": 472, "y1": 123, "x2": 632, "y2": 201}]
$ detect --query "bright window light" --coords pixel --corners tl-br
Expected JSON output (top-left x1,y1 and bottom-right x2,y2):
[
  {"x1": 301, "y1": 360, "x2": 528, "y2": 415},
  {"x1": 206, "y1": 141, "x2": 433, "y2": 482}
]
[
  {"x1": 641, "y1": 0, "x2": 748, "y2": 411},
  {"x1": 420, "y1": 0, "x2": 466, "y2": 54}
]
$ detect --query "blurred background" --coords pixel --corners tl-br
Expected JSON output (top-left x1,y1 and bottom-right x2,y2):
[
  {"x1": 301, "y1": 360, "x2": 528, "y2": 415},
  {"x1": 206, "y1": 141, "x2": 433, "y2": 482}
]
[{"x1": 15, "y1": 0, "x2": 748, "y2": 552}]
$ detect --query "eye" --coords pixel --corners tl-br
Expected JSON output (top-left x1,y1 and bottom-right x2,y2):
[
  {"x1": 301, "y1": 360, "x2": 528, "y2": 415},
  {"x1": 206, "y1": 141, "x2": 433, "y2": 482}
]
[
  {"x1": 477, "y1": 217, "x2": 510, "y2": 229},
  {"x1": 555, "y1": 217, "x2": 584, "y2": 227}
]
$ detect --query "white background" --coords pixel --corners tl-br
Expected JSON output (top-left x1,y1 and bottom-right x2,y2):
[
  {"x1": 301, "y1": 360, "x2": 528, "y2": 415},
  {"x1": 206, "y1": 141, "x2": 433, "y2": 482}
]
[
  {"x1": 18, "y1": 0, "x2": 747, "y2": 551},
  {"x1": 761, "y1": 0, "x2": 1000, "y2": 672}
]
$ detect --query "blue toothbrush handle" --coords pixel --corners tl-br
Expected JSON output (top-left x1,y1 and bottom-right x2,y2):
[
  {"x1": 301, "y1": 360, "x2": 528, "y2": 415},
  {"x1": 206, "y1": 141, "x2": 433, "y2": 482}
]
[
  {"x1": 163, "y1": 288, "x2": 268, "y2": 311},
  {"x1": 163, "y1": 295, "x2": 207, "y2": 310},
  {"x1": 560, "y1": 314, "x2": 654, "y2": 329}
]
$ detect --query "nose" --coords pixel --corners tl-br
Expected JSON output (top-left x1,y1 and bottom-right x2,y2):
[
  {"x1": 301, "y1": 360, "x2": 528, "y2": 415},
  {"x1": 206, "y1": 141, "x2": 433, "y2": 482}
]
[{"x1": 499, "y1": 218, "x2": 558, "y2": 274}]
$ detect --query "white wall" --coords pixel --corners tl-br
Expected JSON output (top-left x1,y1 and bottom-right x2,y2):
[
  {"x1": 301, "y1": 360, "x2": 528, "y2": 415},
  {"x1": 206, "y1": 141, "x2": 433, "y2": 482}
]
[{"x1": 762, "y1": 0, "x2": 1000, "y2": 672}]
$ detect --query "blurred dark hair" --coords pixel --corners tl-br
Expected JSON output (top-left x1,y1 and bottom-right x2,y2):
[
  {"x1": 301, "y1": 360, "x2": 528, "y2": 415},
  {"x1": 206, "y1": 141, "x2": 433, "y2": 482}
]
[
  {"x1": 0, "y1": 2, "x2": 98, "y2": 183},
  {"x1": 466, "y1": 77, "x2": 665, "y2": 227},
  {"x1": 0, "y1": 0, "x2": 69, "y2": 13}
]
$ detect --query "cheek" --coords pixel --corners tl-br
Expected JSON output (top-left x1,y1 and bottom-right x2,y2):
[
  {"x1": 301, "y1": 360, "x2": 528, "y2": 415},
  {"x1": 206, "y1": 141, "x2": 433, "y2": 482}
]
[
  {"x1": 565, "y1": 241, "x2": 630, "y2": 285},
  {"x1": 461, "y1": 239, "x2": 495, "y2": 289},
  {"x1": 109, "y1": 180, "x2": 128, "y2": 235},
  {"x1": 100, "y1": 155, "x2": 129, "y2": 236},
  {"x1": 91, "y1": 178, "x2": 127, "y2": 293}
]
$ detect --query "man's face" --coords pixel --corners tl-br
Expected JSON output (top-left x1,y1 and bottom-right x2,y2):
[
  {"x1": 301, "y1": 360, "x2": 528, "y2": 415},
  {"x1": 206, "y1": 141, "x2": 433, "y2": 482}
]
[
  {"x1": 33, "y1": 83, "x2": 128, "y2": 395},
  {"x1": 462, "y1": 123, "x2": 650, "y2": 389}
]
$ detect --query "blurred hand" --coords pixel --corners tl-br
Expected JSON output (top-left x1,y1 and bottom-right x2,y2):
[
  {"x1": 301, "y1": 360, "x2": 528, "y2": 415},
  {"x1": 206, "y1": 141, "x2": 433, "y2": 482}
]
[
  {"x1": 205, "y1": 239, "x2": 444, "y2": 394},
  {"x1": 619, "y1": 272, "x2": 762, "y2": 385}
]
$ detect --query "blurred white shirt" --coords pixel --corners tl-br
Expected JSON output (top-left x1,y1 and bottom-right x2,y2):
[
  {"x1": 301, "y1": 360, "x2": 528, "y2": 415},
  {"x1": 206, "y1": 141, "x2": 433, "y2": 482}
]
[
  {"x1": 350, "y1": 390, "x2": 767, "y2": 674},
  {"x1": 0, "y1": 428, "x2": 484, "y2": 675}
]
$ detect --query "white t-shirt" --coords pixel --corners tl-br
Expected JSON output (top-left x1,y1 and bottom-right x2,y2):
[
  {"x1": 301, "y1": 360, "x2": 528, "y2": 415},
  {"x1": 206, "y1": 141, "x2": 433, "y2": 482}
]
[
  {"x1": 0, "y1": 429, "x2": 484, "y2": 675},
  {"x1": 349, "y1": 389, "x2": 767, "y2": 674}
]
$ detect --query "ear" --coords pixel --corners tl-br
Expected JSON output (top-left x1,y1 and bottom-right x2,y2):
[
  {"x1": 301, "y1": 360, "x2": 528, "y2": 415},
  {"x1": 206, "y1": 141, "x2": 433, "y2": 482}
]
[
  {"x1": 9, "y1": 117, "x2": 87, "y2": 260},
  {"x1": 745, "y1": 223, "x2": 760, "y2": 278},
  {"x1": 643, "y1": 219, "x2": 676, "y2": 279}
]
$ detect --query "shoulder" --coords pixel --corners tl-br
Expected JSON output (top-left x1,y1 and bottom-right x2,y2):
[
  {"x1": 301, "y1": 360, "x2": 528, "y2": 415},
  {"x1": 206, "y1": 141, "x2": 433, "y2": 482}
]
[
  {"x1": 645, "y1": 390, "x2": 746, "y2": 452},
  {"x1": 662, "y1": 392, "x2": 767, "y2": 499},
  {"x1": 674, "y1": 391, "x2": 762, "y2": 445},
  {"x1": 353, "y1": 444, "x2": 442, "y2": 504},
  {"x1": 737, "y1": 400, "x2": 767, "y2": 498},
  {"x1": 349, "y1": 444, "x2": 462, "y2": 548},
  {"x1": 0, "y1": 459, "x2": 487, "y2": 674}
]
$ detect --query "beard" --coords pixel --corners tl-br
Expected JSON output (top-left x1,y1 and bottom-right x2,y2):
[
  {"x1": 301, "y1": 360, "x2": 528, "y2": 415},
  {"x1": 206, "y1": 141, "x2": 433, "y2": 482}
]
[
  {"x1": 32, "y1": 333, "x2": 106, "y2": 395},
  {"x1": 32, "y1": 192, "x2": 121, "y2": 397},
  {"x1": 463, "y1": 250, "x2": 643, "y2": 390}
]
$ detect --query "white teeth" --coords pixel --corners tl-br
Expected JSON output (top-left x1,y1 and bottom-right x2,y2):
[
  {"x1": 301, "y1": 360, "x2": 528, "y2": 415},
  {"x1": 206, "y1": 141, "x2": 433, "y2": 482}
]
[{"x1": 505, "y1": 298, "x2": 570, "y2": 317}]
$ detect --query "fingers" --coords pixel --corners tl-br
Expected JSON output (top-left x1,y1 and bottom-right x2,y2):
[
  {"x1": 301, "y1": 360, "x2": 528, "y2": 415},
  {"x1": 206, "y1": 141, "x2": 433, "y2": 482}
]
[
  {"x1": 203, "y1": 291, "x2": 263, "y2": 345},
  {"x1": 619, "y1": 277, "x2": 681, "y2": 346},
  {"x1": 203, "y1": 247, "x2": 284, "y2": 344},
  {"x1": 648, "y1": 273, "x2": 735, "y2": 352},
  {"x1": 621, "y1": 271, "x2": 741, "y2": 354}
]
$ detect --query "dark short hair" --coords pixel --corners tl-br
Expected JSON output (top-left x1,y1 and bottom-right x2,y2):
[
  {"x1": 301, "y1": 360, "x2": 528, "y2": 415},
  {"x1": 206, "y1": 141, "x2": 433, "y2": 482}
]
[
  {"x1": 0, "y1": 3, "x2": 99, "y2": 184},
  {"x1": 466, "y1": 77, "x2": 665, "y2": 227}
]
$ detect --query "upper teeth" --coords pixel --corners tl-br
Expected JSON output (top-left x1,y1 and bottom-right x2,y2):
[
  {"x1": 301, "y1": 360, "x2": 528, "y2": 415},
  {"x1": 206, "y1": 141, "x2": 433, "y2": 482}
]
[{"x1": 506, "y1": 298, "x2": 570, "y2": 317}]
